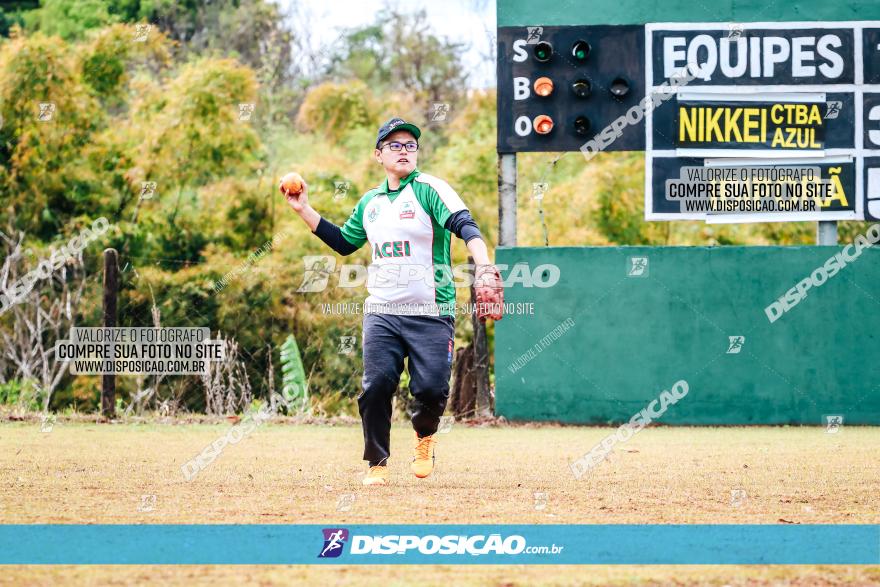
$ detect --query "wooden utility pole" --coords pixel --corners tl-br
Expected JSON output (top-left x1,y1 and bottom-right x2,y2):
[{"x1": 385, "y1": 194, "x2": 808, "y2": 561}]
[
  {"x1": 101, "y1": 248, "x2": 118, "y2": 418},
  {"x1": 470, "y1": 256, "x2": 492, "y2": 417}
]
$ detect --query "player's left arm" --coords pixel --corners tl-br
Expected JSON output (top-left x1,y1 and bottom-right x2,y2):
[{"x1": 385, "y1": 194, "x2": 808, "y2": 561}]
[
  {"x1": 418, "y1": 176, "x2": 503, "y2": 321},
  {"x1": 462, "y1": 232, "x2": 491, "y2": 265},
  {"x1": 417, "y1": 175, "x2": 488, "y2": 256},
  {"x1": 445, "y1": 210, "x2": 488, "y2": 261}
]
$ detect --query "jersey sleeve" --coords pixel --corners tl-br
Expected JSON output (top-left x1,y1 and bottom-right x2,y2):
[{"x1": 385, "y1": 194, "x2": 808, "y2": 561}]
[
  {"x1": 339, "y1": 195, "x2": 370, "y2": 248},
  {"x1": 444, "y1": 209, "x2": 483, "y2": 243},
  {"x1": 314, "y1": 217, "x2": 360, "y2": 255},
  {"x1": 415, "y1": 174, "x2": 468, "y2": 227}
]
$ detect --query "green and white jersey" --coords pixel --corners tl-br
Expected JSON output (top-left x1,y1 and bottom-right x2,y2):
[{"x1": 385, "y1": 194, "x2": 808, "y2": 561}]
[{"x1": 340, "y1": 168, "x2": 467, "y2": 317}]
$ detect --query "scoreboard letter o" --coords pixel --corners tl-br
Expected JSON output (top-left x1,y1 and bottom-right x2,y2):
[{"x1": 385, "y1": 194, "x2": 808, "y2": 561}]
[{"x1": 515, "y1": 116, "x2": 532, "y2": 136}]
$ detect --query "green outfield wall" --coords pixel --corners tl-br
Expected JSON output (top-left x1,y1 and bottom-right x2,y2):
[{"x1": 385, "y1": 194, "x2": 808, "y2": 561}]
[{"x1": 494, "y1": 246, "x2": 880, "y2": 424}]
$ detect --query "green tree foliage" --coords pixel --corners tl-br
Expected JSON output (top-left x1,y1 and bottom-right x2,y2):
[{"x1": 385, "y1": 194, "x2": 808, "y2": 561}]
[
  {"x1": 0, "y1": 379, "x2": 40, "y2": 410},
  {"x1": 0, "y1": 31, "x2": 103, "y2": 237},
  {"x1": 28, "y1": 0, "x2": 118, "y2": 40},
  {"x1": 206, "y1": 178, "x2": 274, "y2": 252},
  {"x1": 0, "y1": 3, "x2": 35, "y2": 37},
  {"x1": 122, "y1": 56, "x2": 260, "y2": 192},
  {"x1": 133, "y1": 0, "x2": 300, "y2": 127},
  {"x1": 594, "y1": 153, "x2": 667, "y2": 245},
  {"x1": 10, "y1": 0, "x2": 299, "y2": 127},
  {"x1": 79, "y1": 23, "x2": 170, "y2": 102},
  {"x1": 326, "y1": 8, "x2": 469, "y2": 106},
  {"x1": 295, "y1": 80, "x2": 377, "y2": 142}
]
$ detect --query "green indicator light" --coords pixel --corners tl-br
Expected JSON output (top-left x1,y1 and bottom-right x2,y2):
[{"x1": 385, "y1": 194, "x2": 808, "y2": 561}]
[
  {"x1": 533, "y1": 41, "x2": 553, "y2": 63},
  {"x1": 571, "y1": 40, "x2": 591, "y2": 62}
]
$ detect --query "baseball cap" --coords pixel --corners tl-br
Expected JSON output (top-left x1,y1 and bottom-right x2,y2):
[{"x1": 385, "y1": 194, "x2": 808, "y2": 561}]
[{"x1": 375, "y1": 117, "x2": 421, "y2": 148}]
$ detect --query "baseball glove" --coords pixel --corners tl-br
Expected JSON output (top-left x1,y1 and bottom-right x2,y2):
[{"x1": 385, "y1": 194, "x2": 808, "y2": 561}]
[{"x1": 474, "y1": 264, "x2": 504, "y2": 322}]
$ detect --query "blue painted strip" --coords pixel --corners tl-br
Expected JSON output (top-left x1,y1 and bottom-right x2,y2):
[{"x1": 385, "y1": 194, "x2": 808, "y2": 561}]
[{"x1": 1, "y1": 525, "x2": 877, "y2": 565}]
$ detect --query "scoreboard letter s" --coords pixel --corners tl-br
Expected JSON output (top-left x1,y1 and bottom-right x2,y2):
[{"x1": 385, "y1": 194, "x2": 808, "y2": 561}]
[{"x1": 512, "y1": 39, "x2": 528, "y2": 62}]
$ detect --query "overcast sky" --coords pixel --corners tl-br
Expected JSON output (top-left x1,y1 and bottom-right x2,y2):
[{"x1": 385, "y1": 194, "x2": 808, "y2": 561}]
[{"x1": 278, "y1": 0, "x2": 497, "y2": 88}]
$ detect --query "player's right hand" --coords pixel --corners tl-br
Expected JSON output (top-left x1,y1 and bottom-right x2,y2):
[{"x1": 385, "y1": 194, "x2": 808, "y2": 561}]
[{"x1": 280, "y1": 176, "x2": 309, "y2": 212}]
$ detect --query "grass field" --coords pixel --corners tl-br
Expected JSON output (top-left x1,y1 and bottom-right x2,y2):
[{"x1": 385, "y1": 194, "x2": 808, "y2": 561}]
[{"x1": 1, "y1": 420, "x2": 879, "y2": 585}]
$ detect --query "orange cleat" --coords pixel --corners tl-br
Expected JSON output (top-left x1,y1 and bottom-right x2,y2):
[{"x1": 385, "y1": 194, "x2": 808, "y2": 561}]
[
  {"x1": 411, "y1": 433, "x2": 437, "y2": 478},
  {"x1": 362, "y1": 464, "x2": 389, "y2": 486}
]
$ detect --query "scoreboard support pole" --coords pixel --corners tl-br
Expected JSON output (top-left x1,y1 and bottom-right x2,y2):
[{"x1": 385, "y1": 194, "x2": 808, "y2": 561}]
[
  {"x1": 101, "y1": 248, "x2": 118, "y2": 419},
  {"x1": 485, "y1": 152, "x2": 517, "y2": 418},
  {"x1": 498, "y1": 153, "x2": 517, "y2": 246},
  {"x1": 817, "y1": 221, "x2": 839, "y2": 245}
]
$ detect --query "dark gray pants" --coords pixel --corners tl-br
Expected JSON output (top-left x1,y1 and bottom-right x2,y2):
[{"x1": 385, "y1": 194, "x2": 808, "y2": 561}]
[{"x1": 358, "y1": 313, "x2": 455, "y2": 466}]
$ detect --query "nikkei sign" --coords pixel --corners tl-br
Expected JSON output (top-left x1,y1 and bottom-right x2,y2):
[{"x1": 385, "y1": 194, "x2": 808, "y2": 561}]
[{"x1": 645, "y1": 21, "x2": 880, "y2": 223}]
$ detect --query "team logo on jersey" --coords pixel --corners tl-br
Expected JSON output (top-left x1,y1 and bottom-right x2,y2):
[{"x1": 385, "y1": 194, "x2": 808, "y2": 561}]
[
  {"x1": 399, "y1": 201, "x2": 415, "y2": 220},
  {"x1": 367, "y1": 206, "x2": 379, "y2": 223}
]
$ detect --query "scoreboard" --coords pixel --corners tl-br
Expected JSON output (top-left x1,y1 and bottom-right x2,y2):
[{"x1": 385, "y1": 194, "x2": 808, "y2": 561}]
[
  {"x1": 497, "y1": 25, "x2": 645, "y2": 153},
  {"x1": 647, "y1": 21, "x2": 880, "y2": 223},
  {"x1": 497, "y1": 19, "x2": 880, "y2": 222}
]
